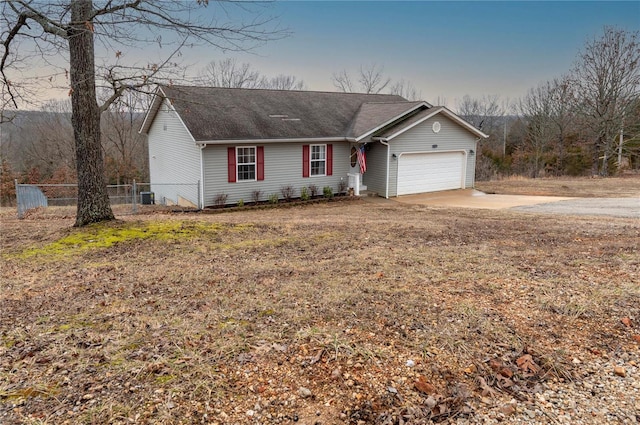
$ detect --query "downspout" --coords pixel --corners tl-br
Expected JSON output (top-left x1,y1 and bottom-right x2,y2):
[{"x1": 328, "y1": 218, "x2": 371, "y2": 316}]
[
  {"x1": 199, "y1": 144, "x2": 205, "y2": 209},
  {"x1": 379, "y1": 138, "x2": 390, "y2": 199}
]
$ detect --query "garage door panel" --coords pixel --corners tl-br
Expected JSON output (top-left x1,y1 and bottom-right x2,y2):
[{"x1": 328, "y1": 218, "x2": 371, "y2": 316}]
[{"x1": 397, "y1": 152, "x2": 464, "y2": 195}]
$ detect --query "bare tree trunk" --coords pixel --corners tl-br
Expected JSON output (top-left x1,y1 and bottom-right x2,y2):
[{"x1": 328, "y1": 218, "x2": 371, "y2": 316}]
[
  {"x1": 69, "y1": 0, "x2": 114, "y2": 226},
  {"x1": 557, "y1": 131, "x2": 565, "y2": 176},
  {"x1": 591, "y1": 137, "x2": 602, "y2": 176}
]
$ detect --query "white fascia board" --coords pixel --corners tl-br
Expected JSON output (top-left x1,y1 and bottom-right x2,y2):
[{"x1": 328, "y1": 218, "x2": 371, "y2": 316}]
[
  {"x1": 354, "y1": 101, "x2": 431, "y2": 142},
  {"x1": 139, "y1": 86, "x2": 165, "y2": 134},
  {"x1": 197, "y1": 137, "x2": 352, "y2": 146},
  {"x1": 383, "y1": 107, "x2": 489, "y2": 141}
]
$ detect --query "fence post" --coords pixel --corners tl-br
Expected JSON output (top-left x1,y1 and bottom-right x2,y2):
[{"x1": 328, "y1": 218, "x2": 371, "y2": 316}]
[
  {"x1": 14, "y1": 179, "x2": 22, "y2": 219},
  {"x1": 132, "y1": 179, "x2": 138, "y2": 214}
]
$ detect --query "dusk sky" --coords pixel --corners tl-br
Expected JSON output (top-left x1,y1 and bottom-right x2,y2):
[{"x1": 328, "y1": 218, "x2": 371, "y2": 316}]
[
  {"x1": 200, "y1": 0, "x2": 639, "y2": 108},
  {"x1": 11, "y1": 1, "x2": 640, "y2": 110},
  {"x1": 180, "y1": 1, "x2": 640, "y2": 107}
]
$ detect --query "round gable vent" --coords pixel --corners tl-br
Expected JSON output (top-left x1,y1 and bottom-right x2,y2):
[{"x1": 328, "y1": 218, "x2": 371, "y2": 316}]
[{"x1": 432, "y1": 121, "x2": 441, "y2": 133}]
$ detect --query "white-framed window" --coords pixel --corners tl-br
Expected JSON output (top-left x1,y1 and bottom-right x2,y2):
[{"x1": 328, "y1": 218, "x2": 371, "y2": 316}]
[
  {"x1": 310, "y1": 144, "x2": 326, "y2": 176},
  {"x1": 236, "y1": 146, "x2": 256, "y2": 181}
]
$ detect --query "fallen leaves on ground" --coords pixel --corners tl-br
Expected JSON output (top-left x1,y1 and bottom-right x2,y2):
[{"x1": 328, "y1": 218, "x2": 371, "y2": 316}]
[{"x1": 1, "y1": 179, "x2": 639, "y2": 424}]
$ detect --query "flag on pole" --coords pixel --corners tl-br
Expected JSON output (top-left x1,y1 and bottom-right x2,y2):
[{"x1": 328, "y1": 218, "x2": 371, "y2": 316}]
[{"x1": 357, "y1": 145, "x2": 367, "y2": 173}]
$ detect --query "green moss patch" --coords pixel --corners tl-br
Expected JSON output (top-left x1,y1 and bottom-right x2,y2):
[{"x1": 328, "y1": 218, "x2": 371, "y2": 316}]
[{"x1": 13, "y1": 220, "x2": 233, "y2": 259}]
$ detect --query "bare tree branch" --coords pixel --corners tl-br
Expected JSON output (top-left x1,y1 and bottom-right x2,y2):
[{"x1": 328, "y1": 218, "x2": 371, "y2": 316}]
[
  {"x1": 1, "y1": 0, "x2": 285, "y2": 225},
  {"x1": 332, "y1": 64, "x2": 392, "y2": 94},
  {"x1": 197, "y1": 58, "x2": 305, "y2": 90},
  {"x1": 358, "y1": 64, "x2": 390, "y2": 94},
  {"x1": 331, "y1": 69, "x2": 354, "y2": 93}
]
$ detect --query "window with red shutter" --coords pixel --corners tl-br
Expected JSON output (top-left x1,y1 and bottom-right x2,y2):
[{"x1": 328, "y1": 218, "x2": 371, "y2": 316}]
[
  {"x1": 310, "y1": 144, "x2": 326, "y2": 176},
  {"x1": 229, "y1": 146, "x2": 260, "y2": 182}
]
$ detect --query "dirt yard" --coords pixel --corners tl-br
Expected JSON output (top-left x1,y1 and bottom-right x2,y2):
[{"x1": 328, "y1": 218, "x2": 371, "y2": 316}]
[{"x1": 1, "y1": 177, "x2": 639, "y2": 424}]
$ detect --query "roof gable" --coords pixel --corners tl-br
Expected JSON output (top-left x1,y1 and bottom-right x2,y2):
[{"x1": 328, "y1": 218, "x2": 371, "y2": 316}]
[{"x1": 375, "y1": 106, "x2": 489, "y2": 140}]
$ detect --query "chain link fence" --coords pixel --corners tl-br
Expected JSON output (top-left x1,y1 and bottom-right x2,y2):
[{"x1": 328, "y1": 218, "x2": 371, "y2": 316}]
[{"x1": 14, "y1": 180, "x2": 200, "y2": 219}]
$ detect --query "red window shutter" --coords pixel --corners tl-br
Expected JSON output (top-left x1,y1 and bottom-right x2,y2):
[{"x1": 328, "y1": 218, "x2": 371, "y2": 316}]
[
  {"x1": 227, "y1": 147, "x2": 236, "y2": 183},
  {"x1": 302, "y1": 145, "x2": 310, "y2": 178},
  {"x1": 326, "y1": 144, "x2": 333, "y2": 176},
  {"x1": 257, "y1": 146, "x2": 264, "y2": 181}
]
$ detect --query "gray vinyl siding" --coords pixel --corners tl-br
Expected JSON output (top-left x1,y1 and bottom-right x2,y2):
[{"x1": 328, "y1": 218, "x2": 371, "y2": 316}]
[
  {"x1": 202, "y1": 142, "x2": 350, "y2": 206},
  {"x1": 386, "y1": 115, "x2": 477, "y2": 197},
  {"x1": 147, "y1": 99, "x2": 200, "y2": 206},
  {"x1": 362, "y1": 142, "x2": 388, "y2": 196}
]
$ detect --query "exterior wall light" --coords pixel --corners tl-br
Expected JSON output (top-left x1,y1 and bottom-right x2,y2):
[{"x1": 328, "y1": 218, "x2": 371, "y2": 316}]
[{"x1": 392, "y1": 153, "x2": 397, "y2": 159}]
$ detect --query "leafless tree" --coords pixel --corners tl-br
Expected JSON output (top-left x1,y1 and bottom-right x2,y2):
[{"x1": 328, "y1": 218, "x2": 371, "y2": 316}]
[
  {"x1": 198, "y1": 58, "x2": 305, "y2": 90},
  {"x1": 101, "y1": 95, "x2": 148, "y2": 185},
  {"x1": 543, "y1": 76, "x2": 576, "y2": 172},
  {"x1": 28, "y1": 100, "x2": 75, "y2": 177},
  {"x1": 456, "y1": 94, "x2": 504, "y2": 131},
  {"x1": 1, "y1": 0, "x2": 282, "y2": 225},
  {"x1": 331, "y1": 69, "x2": 354, "y2": 93},
  {"x1": 518, "y1": 83, "x2": 558, "y2": 177},
  {"x1": 262, "y1": 74, "x2": 305, "y2": 91},
  {"x1": 571, "y1": 27, "x2": 640, "y2": 176},
  {"x1": 332, "y1": 64, "x2": 391, "y2": 94},
  {"x1": 0, "y1": 100, "x2": 75, "y2": 179},
  {"x1": 358, "y1": 64, "x2": 391, "y2": 94},
  {"x1": 198, "y1": 58, "x2": 262, "y2": 88},
  {"x1": 389, "y1": 79, "x2": 421, "y2": 101},
  {"x1": 457, "y1": 94, "x2": 509, "y2": 179}
]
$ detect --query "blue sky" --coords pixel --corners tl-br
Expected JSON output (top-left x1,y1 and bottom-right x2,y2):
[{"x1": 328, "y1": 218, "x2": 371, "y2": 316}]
[{"x1": 195, "y1": 1, "x2": 639, "y2": 107}]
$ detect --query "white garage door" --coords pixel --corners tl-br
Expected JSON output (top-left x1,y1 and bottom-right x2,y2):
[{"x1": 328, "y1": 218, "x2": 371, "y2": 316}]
[{"x1": 397, "y1": 152, "x2": 464, "y2": 195}]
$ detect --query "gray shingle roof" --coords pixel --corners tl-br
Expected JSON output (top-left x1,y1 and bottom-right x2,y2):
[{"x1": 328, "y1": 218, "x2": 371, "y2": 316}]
[
  {"x1": 347, "y1": 101, "x2": 425, "y2": 139},
  {"x1": 148, "y1": 85, "x2": 409, "y2": 141}
]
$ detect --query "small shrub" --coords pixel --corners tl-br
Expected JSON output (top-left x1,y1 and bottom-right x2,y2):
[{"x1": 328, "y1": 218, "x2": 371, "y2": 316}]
[
  {"x1": 213, "y1": 193, "x2": 228, "y2": 207},
  {"x1": 300, "y1": 186, "x2": 310, "y2": 201},
  {"x1": 268, "y1": 193, "x2": 279, "y2": 204},
  {"x1": 237, "y1": 199, "x2": 244, "y2": 207},
  {"x1": 251, "y1": 190, "x2": 262, "y2": 204},
  {"x1": 308, "y1": 184, "x2": 319, "y2": 198},
  {"x1": 323, "y1": 186, "x2": 333, "y2": 199},
  {"x1": 280, "y1": 185, "x2": 295, "y2": 201},
  {"x1": 338, "y1": 179, "x2": 347, "y2": 194}
]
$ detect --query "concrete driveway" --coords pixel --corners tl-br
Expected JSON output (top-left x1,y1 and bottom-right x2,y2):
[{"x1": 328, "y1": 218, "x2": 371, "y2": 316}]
[
  {"x1": 395, "y1": 189, "x2": 639, "y2": 218},
  {"x1": 396, "y1": 189, "x2": 573, "y2": 209}
]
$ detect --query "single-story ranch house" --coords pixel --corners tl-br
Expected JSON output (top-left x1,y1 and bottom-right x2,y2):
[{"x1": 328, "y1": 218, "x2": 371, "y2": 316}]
[{"x1": 140, "y1": 85, "x2": 488, "y2": 208}]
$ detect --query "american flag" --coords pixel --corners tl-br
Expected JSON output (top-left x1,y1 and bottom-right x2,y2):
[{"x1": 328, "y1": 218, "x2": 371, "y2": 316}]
[{"x1": 357, "y1": 145, "x2": 367, "y2": 173}]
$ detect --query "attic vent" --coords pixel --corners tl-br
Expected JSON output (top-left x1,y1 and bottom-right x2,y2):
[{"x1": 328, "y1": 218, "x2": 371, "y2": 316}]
[{"x1": 269, "y1": 114, "x2": 288, "y2": 118}]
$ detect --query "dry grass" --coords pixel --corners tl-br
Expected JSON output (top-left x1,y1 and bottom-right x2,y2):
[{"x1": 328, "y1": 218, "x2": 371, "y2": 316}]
[
  {"x1": 476, "y1": 174, "x2": 640, "y2": 197},
  {"x1": 1, "y1": 177, "x2": 639, "y2": 424}
]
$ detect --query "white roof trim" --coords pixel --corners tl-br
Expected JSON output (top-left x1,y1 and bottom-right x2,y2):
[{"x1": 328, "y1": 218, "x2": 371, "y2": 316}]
[
  {"x1": 139, "y1": 86, "x2": 166, "y2": 134},
  {"x1": 354, "y1": 101, "x2": 431, "y2": 142},
  {"x1": 197, "y1": 137, "x2": 355, "y2": 146},
  {"x1": 381, "y1": 107, "x2": 489, "y2": 141},
  {"x1": 139, "y1": 86, "x2": 196, "y2": 143}
]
